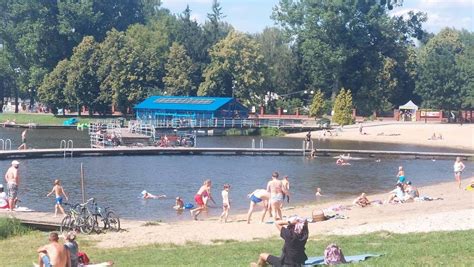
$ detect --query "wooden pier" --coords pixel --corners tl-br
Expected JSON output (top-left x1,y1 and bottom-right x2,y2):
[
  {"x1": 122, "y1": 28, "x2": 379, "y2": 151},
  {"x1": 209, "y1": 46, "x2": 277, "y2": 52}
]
[{"x1": 0, "y1": 147, "x2": 472, "y2": 160}]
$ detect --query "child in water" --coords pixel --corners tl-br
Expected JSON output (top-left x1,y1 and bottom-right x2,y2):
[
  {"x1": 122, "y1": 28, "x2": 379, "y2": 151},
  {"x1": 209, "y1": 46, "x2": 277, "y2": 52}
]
[
  {"x1": 174, "y1": 197, "x2": 184, "y2": 210},
  {"x1": 220, "y1": 184, "x2": 230, "y2": 223},
  {"x1": 46, "y1": 179, "x2": 69, "y2": 217}
]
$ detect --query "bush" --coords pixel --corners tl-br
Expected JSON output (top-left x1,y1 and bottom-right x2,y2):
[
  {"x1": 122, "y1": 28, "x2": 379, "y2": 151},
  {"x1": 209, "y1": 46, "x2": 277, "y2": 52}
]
[
  {"x1": 0, "y1": 218, "x2": 29, "y2": 240},
  {"x1": 259, "y1": 127, "x2": 286, "y2": 136}
]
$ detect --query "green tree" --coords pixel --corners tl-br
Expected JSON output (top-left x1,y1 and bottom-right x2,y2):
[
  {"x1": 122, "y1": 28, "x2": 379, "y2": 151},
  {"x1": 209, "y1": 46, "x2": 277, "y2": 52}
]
[
  {"x1": 204, "y1": 0, "x2": 230, "y2": 46},
  {"x1": 416, "y1": 28, "x2": 466, "y2": 110},
  {"x1": 0, "y1": 50, "x2": 15, "y2": 112},
  {"x1": 254, "y1": 27, "x2": 301, "y2": 95},
  {"x1": 198, "y1": 31, "x2": 265, "y2": 101},
  {"x1": 163, "y1": 43, "x2": 196, "y2": 96},
  {"x1": 332, "y1": 88, "x2": 353, "y2": 126},
  {"x1": 64, "y1": 36, "x2": 100, "y2": 115},
  {"x1": 458, "y1": 30, "x2": 474, "y2": 109},
  {"x1": 309, "y1": 89, "x2": 325, "y2": 117},
  {"x1": 37, "y1": 60, "x2": 69, "y2": 114}
]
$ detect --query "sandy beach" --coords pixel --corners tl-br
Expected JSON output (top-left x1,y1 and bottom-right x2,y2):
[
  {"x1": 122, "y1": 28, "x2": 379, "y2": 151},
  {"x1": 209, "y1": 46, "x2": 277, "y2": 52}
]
[
  {"x1": 83, "y1": 178, "x2": 474, "y2": 249},
  {"x1": 286, "y1": 122, "x2": 474, "y2": 151}
]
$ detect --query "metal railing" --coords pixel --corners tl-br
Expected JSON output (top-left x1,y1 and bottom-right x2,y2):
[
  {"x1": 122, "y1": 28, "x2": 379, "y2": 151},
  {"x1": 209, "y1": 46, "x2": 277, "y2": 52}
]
[
  {"x1": 131, "y1": 118, "x2": 309, "y2": 129},
  {"x1": 128, "y1": 122, "x2": 156, "y2": 141},
  {"x1": 60, "y1": 139, "x2": 74, "y2": 158},
  {"x1": 0, "y1": 139, "x2": 12, "y2": 150}
]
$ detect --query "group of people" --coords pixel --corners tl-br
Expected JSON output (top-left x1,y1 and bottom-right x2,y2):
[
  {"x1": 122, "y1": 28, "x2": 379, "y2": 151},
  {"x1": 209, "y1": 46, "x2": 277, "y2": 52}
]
[{"x1": 37, "y1": 232, "x2": 78, "y2": 267}]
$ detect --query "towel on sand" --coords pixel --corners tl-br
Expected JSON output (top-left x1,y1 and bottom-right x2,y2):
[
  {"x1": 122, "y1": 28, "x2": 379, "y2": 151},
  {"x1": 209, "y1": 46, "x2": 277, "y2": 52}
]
[{"x1": 304, "y1": 254, "x2": 381, "y2": 265}]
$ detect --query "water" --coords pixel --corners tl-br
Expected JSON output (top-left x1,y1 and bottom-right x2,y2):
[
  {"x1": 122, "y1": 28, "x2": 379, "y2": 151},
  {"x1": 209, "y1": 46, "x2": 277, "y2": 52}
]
[{"x1": 0, "y1": 128, "x2": 472, "y2": 221}]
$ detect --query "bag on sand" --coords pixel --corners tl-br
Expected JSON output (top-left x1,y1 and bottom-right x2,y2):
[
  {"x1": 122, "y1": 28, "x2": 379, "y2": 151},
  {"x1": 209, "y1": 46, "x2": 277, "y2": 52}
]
[
  {"x1": 78, "y1": 251, "x2": 90, "y2": 265},
  {"x1": 324, "y1": 243, "x2": 346, "y2": 265}
]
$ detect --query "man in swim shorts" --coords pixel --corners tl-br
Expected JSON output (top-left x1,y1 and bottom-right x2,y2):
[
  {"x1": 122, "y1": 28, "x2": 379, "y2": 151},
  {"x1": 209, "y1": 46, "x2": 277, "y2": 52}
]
[
  {"x1": 190, "y1": 179, "x2": 214, "y2": 220},
  {"x1": 4, "y1": 160, "x2": 20, "y2": 211},
  {"x1": 46, "y1": 179, "x2": 69, "y2": 217},
  {"x1": 37, "y1": 232, "x2": 70, "y2": 267},
  {"x1": 247, "y1": 189, "x2": 271, "y2": 223}
]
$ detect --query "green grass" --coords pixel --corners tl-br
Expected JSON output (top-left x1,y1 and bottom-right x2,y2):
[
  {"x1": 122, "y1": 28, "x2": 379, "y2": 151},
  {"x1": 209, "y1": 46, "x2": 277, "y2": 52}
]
[
  {"x1": 0, "y1": 217, "x2": 30, "y2": 240},
  {"x1": 1, "y1": 229, "x2": 473, "y2": 266},
  {"x1": 0, "y1": 113, "x2": 95, "y2": 125}
]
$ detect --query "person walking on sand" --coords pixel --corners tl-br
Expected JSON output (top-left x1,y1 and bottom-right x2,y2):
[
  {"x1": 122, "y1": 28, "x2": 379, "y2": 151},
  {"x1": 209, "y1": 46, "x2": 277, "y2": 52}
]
[
  {"x1": 46, "y1": 179, "x2": 69, "y2": 217},
  {"x1": 18, "y1": 129, "x2": 27, "y2": 150},
  {"x1": 4, "y1": 160, "x2": 20, "y2": 211},
  {"x1": 397, "y1": 166, "x2": 406, "y2": 183},
  {"x1": 220, "y1": 184, "x2": 230, "y2": 223},
  {"x1": 37, "y1": 232, "x2": 71, "y2": 267},
  {"x1": 246, "y1": 189, "x2": 271, "y2": 224},
  {"x1": 454, "y1": 157, "x2": 466, "y2": 189},
  {"x1": 190, "y1": 179, "x2": 215, "y2": 220},
  {"x1": 267, "y1": 172, "x2": 287, "y2": 221}
]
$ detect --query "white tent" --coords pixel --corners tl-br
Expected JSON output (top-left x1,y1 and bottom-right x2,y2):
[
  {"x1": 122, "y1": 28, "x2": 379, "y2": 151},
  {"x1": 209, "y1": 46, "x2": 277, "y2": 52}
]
[{"x1": 399, "y1": 100, "x2": 418, "y2": 110}]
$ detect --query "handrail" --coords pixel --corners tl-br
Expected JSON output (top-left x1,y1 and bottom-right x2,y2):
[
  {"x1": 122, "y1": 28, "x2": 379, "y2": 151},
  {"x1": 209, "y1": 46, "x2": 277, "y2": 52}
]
[{"x1": 60, "y1": 140, "x2": 74, "y2": 158}]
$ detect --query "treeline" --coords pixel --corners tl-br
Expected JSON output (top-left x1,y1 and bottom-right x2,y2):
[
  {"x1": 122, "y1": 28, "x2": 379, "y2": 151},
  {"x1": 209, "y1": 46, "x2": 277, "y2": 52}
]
[{"x1": 0, "y1": 0, "x2": 472, "y2": 116}]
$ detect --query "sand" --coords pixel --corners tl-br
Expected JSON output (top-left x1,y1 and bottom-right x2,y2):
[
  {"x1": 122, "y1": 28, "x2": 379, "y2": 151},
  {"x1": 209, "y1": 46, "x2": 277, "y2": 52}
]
[
  {"x1": 86, "y1": 179, "x2": 474, "y2": 249},
  {"x1": 286, "y1": 122, "x2": 474, "y2": 151}
]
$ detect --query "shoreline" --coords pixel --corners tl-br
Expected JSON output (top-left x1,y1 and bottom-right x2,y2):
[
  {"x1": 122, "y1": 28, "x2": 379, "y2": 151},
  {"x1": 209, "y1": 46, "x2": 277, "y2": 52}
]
[
  {"x1": 84, "y1": 178, "x2": 473, "y2": 248},
  {"x1": 285, "y1": 122, "x2": 474, "y2": 151}
]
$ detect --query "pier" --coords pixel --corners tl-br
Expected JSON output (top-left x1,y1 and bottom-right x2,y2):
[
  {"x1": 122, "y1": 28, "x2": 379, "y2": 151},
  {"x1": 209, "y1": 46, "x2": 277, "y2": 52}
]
[{"x1": 0, "y1": 147, "x2": 472, "y2": 160}]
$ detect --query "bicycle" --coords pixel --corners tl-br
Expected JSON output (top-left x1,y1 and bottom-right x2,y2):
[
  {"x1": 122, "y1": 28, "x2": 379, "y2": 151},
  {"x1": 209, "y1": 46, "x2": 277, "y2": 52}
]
[
  {"x1": 60, "y1": 198, "x2": 96, "y2": 234},
  {"x1": 90, "y1": 198, "x2": 121, "y2": 233}
]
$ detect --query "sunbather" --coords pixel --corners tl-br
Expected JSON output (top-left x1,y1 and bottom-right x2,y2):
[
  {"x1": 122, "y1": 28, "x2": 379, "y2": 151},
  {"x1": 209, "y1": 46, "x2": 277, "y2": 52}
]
[
  {"x1": 353, "y1": 193, "x2": 370, "y2": 207},
  {"x1": 386, "y1": 183, "x2": 405, "y2": 204}
]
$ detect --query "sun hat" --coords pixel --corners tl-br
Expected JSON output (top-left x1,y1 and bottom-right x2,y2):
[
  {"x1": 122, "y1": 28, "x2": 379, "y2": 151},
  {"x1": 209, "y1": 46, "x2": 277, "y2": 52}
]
[
  {"x1": 141, "y1": 190, "x2": 147, "y2": 195},
  {"x1": 11, "y1": 160, "x2": 20, "y2": 165}
]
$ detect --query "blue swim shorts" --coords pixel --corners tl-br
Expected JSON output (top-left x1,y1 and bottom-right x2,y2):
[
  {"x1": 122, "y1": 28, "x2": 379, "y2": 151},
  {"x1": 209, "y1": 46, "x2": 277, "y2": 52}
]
[
  {"x1": 250, "y1": 194, "x2": 262, "y2": 204},
  {"x1": 42, "y1": 254, "x2": 53, "y2": 267},
  {"x1": 56, "y1": 196, "x2": 63, "y2": 205}
]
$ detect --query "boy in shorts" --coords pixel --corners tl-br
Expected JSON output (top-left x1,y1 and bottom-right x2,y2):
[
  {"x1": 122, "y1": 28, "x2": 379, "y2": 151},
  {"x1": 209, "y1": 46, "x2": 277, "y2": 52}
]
[{"x1": 46, "y1": 179, "x2": 69, "y2": 217}]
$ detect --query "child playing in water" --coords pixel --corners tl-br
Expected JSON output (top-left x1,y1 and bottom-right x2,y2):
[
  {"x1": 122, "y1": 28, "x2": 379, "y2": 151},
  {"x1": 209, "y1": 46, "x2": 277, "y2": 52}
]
[
  {"x1": 174, "y1": 197, "x2": 184, "y2": 210},
  {"x1": 46, "y1": 179, "x2": 69, "y2": 217},
  {"x1": 220, "y1": 184, "x2": 230, "y2": 223}
]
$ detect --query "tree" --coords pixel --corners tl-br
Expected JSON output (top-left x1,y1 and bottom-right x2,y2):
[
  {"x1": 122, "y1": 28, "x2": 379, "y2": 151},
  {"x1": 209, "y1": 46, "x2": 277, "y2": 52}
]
[
  {"x1": 64, "y1": 36, "x2": 100, "y2": 115},
  {"x1": 309, "y1": 89, "x2": 325, "y2": 117},
  {"x1": 254, "y1": 27, "x2": 301, "y2": 96},
  {"x1": 332, "y1": 88, "x2": 353, "y2": 126},
  {"x1": 458, "y1": 30, "x2": 474, "y2": 109},
  {"x1": 204, "y1": 0, "x2": 230, "y2": 45},
  {"x1": 0, "y1": 50, "x2": 15, "y2": 112},
  {"x1": 272, "y1": 0, "x2": 427, "y2": 115},
  {"x1": 37, "y1": 60, "x2": 69, "y2": 113},
  {"x1": 163, "y1": 43, "x2": 196, "y2": 96},
  {"x1": 416, "y1": 28, "x2": 466, "y2": 110},
  {"x1": 198, "y1": 31, "x2": 265, "y2": 101}
]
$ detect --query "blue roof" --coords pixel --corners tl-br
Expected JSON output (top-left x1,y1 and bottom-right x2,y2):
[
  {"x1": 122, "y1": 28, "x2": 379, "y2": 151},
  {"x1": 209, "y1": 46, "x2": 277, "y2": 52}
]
[{"x1": 134, "y1": 96, "x2": 235, "y2": 111}]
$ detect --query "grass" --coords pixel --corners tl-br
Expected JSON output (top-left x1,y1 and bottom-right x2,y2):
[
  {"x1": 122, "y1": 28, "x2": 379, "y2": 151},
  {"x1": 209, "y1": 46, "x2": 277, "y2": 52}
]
[
  {"x1": 0, "y1": 217, "x2": 30, "y2": 240},
  {"x1": 0, "y1": 113, "x2": 97, "y2": 125},
  {"x1": 1, "y1": 229, "x2": 473, "y2": 266}
]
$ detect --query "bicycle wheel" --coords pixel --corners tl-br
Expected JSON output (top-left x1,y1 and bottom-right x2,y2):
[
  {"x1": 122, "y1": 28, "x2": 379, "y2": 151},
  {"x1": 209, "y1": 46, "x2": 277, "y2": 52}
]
[
  {"x1": 106, "y1": 211, "x2": 120, "y2": 232},
  {"x1": 79, "y1": 216, "x2": 96, "y2": 235},
  {"x1": 60, "y1": 215, "x2": 73, "y2": 233}
]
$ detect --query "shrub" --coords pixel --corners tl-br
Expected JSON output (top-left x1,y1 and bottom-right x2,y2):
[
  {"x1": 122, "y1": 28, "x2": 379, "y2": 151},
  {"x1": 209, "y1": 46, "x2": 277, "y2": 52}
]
[{"x1": 0, "y1": 218, "x2": 29, "y2": 240}]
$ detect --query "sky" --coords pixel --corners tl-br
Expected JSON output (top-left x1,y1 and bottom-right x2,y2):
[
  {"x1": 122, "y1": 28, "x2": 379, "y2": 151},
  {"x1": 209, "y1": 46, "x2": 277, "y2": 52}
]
[{"x1": 161, "y1": 0, "x2": 474, "y2": 34}]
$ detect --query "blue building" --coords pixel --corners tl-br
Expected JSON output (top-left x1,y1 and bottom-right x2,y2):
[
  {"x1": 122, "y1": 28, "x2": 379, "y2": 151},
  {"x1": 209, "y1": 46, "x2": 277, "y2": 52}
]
[{"x1": 134, "y1": 96, "x2": 248, "y2": 123}]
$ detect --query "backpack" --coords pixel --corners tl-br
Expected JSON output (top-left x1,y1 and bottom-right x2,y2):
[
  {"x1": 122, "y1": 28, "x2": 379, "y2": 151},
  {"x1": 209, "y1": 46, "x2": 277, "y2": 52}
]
[
  {"x1": 77, "y1": 251, "x2": 90, "y2": 265},
  {"x1": 324, "y1": 243, "x2": 346, "y2": 265}
]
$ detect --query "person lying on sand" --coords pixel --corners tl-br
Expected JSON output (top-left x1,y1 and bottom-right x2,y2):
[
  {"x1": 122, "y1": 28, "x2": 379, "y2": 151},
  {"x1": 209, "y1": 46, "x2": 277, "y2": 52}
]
[
  {"x1": 141, "y1": 190, "x2": 166, "y2": 199},
  {"x1": 353, "y1": 193, "x2": 370, "y2": 207}
]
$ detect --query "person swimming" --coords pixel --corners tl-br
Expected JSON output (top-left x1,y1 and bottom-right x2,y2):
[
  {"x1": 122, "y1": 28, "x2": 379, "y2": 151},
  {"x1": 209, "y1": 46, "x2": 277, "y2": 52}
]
[{"x1": 141, "y1": 190, "x2": 166, "y2": 199}]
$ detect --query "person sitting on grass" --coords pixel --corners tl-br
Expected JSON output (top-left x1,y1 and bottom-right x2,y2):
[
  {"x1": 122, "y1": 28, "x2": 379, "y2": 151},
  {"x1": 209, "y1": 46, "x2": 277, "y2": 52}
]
[
  {"x1": 353, "y1": 193, "x2": 371, "y2": 207},
  {"x1": 251, "y1": 217, "x2": 308, "y2": 267},
  {"x1": 37, "y1": 232, "x2": 70, "y2": 267}
]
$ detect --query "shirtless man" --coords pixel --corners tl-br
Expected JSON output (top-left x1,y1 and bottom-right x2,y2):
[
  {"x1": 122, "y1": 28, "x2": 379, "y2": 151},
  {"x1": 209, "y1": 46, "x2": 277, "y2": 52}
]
[
  {"x1": 281, "y1": 176, "x2": 290, "y2": 203},
  {"x1": 18, "y1": 129, "x2": 27, "y2": 150},
  {"x1": 37, "y1": 232, "x2": 71, "y2": 267},
  {"x1": 4, "y1": 160, "x2": 20, "y2": 211},
  {"x1": 246, "y1": 189, "x2": 271, "y2": 223},
  {"x1": 266, "y1": 172, "x2": 287, "y2": 221},
  {"x1": 46, "y1": 180, "x2": 69, "y2": 217},
  {"x1": 190, "y1": 179, "x2": 215, "y2": 220}
]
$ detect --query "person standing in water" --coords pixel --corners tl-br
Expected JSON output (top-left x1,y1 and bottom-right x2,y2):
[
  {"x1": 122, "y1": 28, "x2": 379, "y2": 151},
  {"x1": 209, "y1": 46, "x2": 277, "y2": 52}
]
[
  {"x1": 454, "y1": 157, "x2": 466, "y2": 189},
  {"x1": 46, "y1": 179, "x2": 69, "y2": 217},
  {"x1": 190, "y1": 179, "x2": 214, "y2": 220},
  {"x1": 220, "y1": 184, "x2": 230, "y2": 223}
]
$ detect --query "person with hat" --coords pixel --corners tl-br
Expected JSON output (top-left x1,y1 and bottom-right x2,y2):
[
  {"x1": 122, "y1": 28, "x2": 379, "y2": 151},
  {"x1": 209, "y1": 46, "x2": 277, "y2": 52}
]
[
  {"x1": 141, "y1": 190, "x2": 166, "y2": 199},
  {"x1": 4, "y1": 160, "x2": 20, "y2": 211},
  {"x1": 0, "y1": 184, "x2": 8, "y2": 209}
]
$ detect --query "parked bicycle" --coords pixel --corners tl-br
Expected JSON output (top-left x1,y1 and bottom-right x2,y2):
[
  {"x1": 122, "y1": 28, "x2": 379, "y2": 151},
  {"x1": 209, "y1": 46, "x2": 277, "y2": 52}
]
[
  {"x1": 60, "y1": 198, "x2": 96, "y2": 234},
  {"x1": 90, "y1": 198, "x2": 121, "y2": 233}
]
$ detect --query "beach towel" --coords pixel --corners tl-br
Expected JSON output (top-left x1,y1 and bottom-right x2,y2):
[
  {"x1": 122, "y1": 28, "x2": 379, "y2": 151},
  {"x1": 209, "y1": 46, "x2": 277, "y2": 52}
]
[{"x1": 304, "y1": 254, "x2": 381, "y2": 266}]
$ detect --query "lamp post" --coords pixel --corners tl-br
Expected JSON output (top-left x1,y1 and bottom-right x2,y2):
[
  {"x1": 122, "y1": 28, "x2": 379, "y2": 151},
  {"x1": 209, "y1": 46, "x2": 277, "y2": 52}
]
[
  {"x1": 231, "y1": 80, "x2": 236, "y2": 99},
  {"x1": 14, "y1": 67, "x2": 21, "y2": 113}
]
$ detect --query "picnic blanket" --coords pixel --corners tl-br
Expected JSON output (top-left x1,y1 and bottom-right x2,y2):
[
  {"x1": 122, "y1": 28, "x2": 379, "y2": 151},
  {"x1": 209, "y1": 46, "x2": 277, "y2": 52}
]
[{"x1": 304, "y1": 254, "x2": 381, "y2": 265}]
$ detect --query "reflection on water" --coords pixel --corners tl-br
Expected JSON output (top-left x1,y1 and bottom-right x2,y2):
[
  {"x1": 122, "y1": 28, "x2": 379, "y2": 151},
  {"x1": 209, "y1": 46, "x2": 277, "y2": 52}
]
[{"x1": 0, "y1": 128, "x2": 471, "y2": 221}]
